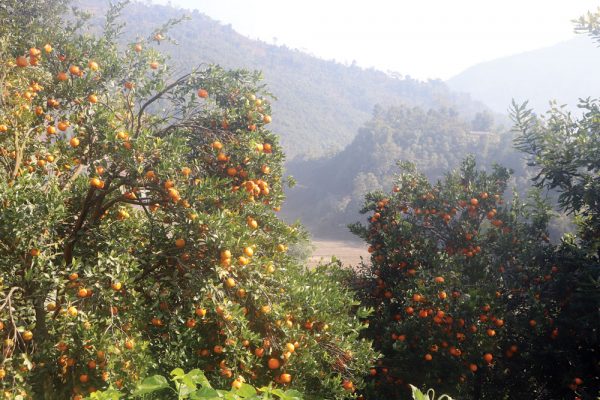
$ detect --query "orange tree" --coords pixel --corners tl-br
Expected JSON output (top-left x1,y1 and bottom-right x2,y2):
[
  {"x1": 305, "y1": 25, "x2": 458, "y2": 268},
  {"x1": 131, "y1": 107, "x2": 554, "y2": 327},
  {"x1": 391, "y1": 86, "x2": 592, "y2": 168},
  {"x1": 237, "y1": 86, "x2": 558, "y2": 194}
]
[
  {"x1": 512, "y1": 97, "x2": 600, "y2": 399},
  {"x1": 0, "y1": 1, "x2": 375, "y2": 399},
  {"x1": 348, "y1": 157, "x2": 589, "y2": 399}
]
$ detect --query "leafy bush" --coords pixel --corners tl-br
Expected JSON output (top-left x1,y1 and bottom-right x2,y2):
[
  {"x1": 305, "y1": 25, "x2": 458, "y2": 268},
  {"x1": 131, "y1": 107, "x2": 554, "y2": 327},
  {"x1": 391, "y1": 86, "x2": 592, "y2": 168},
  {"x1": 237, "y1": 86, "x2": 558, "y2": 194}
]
[
  {"x1": 350, "y1": 157, "x2": 580, "y2": 398},
  {"x1": 85, "y1": 368, "x2": 304, "y2": 399},
  {"x1": 0, "y1": 1, "x2": 375, "y2": 398}
]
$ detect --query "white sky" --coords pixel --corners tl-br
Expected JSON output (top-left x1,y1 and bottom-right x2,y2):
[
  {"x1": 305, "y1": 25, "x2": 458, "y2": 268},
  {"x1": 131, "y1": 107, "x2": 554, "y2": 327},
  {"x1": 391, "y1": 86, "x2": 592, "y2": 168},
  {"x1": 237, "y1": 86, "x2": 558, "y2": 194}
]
[{"x1": 150, "y1": 0, "x2": 599, "y2": 80}]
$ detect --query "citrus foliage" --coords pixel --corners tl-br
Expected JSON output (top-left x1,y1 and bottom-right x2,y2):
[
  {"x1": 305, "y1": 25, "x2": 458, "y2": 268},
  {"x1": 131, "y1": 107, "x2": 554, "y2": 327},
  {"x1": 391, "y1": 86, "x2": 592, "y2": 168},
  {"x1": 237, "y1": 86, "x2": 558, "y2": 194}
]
[
  {"x1": 349, "y1": 157, "x2": 596, "y2": 398},
  {"x1": 409, "y1": 385, "x2": 453, "y2": 400},
  {"x1": 85, "y1": 368, "x2": 304, "y2": 399},
  {"x1": 511, "y1": 100, "x2": 600, "y2": 399},
  {"x1": 0, "y1": 1, "x2": 375, "y2": 398}
]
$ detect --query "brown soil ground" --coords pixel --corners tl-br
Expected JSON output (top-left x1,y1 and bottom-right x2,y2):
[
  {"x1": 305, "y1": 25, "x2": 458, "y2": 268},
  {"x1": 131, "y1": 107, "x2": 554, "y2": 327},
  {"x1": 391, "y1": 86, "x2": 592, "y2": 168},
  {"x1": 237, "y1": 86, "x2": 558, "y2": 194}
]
[{"x1": 308, "y1": 240, "x2": 370, "y2": 268}]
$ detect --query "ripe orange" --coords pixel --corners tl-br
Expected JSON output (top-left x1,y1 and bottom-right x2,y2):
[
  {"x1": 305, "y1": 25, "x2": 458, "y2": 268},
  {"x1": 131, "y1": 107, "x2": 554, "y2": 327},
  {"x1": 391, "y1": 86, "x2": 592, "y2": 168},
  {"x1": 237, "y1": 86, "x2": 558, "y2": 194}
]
[
  {"x1": 181, "y1": 167, "x2": 191, "y2": 176},
  {"x1": 217, "y1": 152, "x2": 228, "y2": 162},
  {"x1": 247, "y1": 218, "x2": 258, "y2": 229},
  {"x1": 69, "y1": 65, "x2": 80, "y2": 75},
  {"x1": 197, "y1": 89, "x2": 209, "y2": 98},
  {"x1": 90, "y1": 177, "x2": 103, "y2": 188},
  {"x1": 225, "y1": 277, "x2": 236, "y2": 288},
  {"x1": 88, "y1": 61, "x2": 99, "y2": 71},
  {"x1": 134, "y1": 43, "x2": 143, "y2": 52},
  {"x1": 267, "y1": 358, "x2": 280, "y2": 369},
  {"x1": 175, "y1": 239, "x2": 186, "y2": 248},
  {"x1": 57, "y1": 71, "x2": 68, "y2": 81},
  {"x1": 22, "y1": 331, "x2": 33, "y2": 341},
  {"x1": 70, "y1": 137, "x2": 80, "y2": 147},
  {"x1": 424, "y1": 353, "x2": 432, "y2": 361},
  {"x1": 124, "y1": 340, "x2": 134, "y2": 350},
  {"x1": 79, "y1": 374, "x2": 89, "y2": 383},
  {"x1": 279, "y1": 373, "x2": 291, "y2": 383},
  {"x1": 57, "y1": 121, "x2": 69, "y2": 131},
  {"x1": 16, "y1": 56, "x2": 28, "y2": 67},
  {"x1": 116, "y1": 131, "x2": 129, "y2": 140},
  {"x1": 342, "y1": 380, "x2": 354, "y2": 391},
  {"x1": 185, "y1": 318, "x2": 196, "y2": 328},
  {"x1": 483, "y1": 353, "x2": 493, "y2": 364},
  {"x1": 195, "y1": 308, "x2": 207, "y2": 317},
  {"x1": 260, "y1": 305, "x2": 271, "y2": 314},
  {"x1": 220, "y1": 250, "x2": 232, "y2": 260},
  {"x1": 232, "y1": 379, "x2": 243, "y2": 389},
  {"x1": 226, "y1": 167, "x2": 237, "y2": 176}
]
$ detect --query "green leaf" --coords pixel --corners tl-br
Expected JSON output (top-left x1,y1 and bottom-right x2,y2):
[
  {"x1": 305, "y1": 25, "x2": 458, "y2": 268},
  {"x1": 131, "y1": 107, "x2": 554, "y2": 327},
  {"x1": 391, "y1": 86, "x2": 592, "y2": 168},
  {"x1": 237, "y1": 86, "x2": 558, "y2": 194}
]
[
  {"x1": 187, "y1": 369, "x2": 212, "y2": 388},
  {"x1": 189, "y1": 387, "x2": 222, "y2": 399},
  {"x1": 171, "y1": 368, "x2": 186, "y2": 381},
  {"x1": 132, "y1": 375, "x2": 170, "y2": 396},
  {"x1": 233, "y1": 383, "x2": 257, "y2": 398},
  {"x1": 277, "y1": 389, "x2": 304, "y2": 400},
  {"x1": 410, "y1": 385, "x2": 428, "y2": 400}
]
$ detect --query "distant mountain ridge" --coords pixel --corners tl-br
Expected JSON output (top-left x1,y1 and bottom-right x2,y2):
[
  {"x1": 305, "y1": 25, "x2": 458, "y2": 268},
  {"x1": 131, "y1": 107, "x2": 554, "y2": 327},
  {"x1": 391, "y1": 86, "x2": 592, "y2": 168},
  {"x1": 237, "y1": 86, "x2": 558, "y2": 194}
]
[
  {"x1": 77, "y1": 0, "x2": 488, "y2": 160},
  {"x1": 447, "y1": 35, "x2": 600, "y2": 114}
]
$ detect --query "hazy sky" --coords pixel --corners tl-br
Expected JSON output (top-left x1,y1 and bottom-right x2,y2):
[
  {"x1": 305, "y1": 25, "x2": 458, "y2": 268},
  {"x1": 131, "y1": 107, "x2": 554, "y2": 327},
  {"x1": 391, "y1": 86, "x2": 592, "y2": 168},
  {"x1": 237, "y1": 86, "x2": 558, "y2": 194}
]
[{"x1": 151, "y1": 0, "x2": 599, "y2": 80}]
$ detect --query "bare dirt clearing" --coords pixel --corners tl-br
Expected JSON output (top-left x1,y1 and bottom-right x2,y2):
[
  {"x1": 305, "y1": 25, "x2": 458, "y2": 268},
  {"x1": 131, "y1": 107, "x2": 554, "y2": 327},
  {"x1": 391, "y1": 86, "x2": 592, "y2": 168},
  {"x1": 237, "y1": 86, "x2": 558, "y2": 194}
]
[{"x1": 308, "y1": 240, "x2": 369, "y2": 268}]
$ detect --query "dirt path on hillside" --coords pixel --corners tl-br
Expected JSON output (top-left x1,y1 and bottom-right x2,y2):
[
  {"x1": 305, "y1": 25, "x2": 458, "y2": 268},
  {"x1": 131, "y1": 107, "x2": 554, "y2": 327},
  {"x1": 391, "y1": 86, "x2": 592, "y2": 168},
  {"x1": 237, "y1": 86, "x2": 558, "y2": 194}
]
[{"x1": 308, "y1": 240, "x2": 370, "y2": 268}]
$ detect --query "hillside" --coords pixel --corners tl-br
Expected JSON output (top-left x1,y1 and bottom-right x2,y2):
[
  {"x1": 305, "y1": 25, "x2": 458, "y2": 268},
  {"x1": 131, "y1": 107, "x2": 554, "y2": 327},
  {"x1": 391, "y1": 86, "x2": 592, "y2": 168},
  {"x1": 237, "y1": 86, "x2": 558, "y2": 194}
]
[
  {"x1": 448, "y1": 35, "x2": 600, "y2": 114},
  {"x1": 282, "y1": 105, "x2": 530, "y2": 239},
  {"x1": 76, "y1": 0, "x2": 488, "y2": 160}
]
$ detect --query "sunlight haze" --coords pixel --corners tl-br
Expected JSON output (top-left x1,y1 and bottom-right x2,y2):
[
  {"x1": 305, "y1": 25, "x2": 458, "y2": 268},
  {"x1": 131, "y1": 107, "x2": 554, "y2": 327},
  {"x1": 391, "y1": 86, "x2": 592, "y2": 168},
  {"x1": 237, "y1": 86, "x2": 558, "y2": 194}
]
[{"x1": 150, "y1": 0, "x2": 599, "y2": 80}]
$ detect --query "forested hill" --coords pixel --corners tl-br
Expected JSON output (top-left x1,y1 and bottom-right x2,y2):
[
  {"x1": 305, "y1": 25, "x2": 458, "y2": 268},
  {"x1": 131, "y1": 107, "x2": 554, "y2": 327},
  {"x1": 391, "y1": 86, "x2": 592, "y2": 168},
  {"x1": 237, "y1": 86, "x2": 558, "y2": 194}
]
[
  {"x1": 77, "y1": 0, "x2": 488, "y2": 160},
  {"x1": 282, "y1": 105, "x2": 530, "y2": 239},
  {"x1": 448, "y1": 35, "x2": 600, "y2": 114}
]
